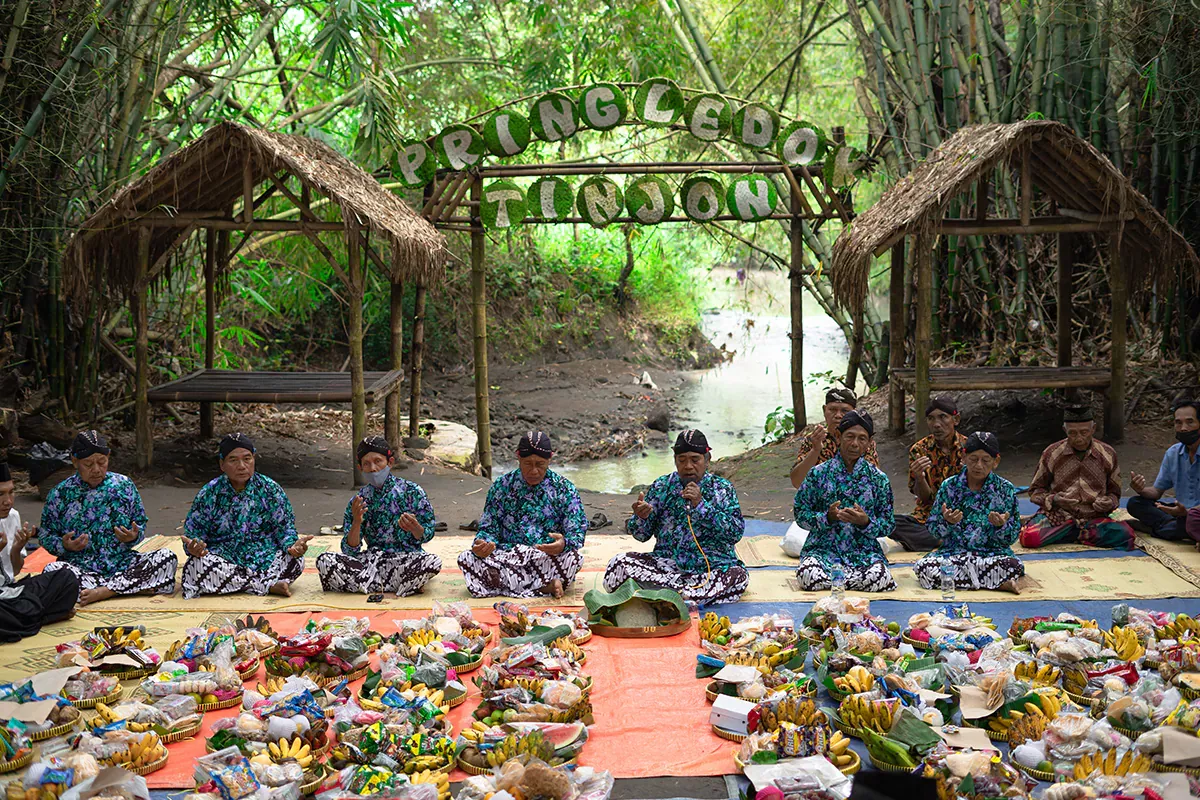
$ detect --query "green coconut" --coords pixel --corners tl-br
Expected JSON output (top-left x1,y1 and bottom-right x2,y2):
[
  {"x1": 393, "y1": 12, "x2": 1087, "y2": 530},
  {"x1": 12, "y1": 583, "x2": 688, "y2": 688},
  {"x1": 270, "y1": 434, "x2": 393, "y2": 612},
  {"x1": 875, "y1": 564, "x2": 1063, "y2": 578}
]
[
  {"x1": 679, "y1": 172, "x2": 726, "y2": 222},
  {"x1": 576, "y1": 176, "x2": 624, "y2": 228},
  {"x1": 391, "y1": 140, "x2": 436, "y2": 188},
  {"x1": 479, "y1": 180, "x2": 528, "y2": 228},
  {"x1": 726, "y1": 174, "x2": 779, "y2": 222},
  {"x1": 683, "y1": 93, "x2": 732, "y2": 142},
  {"x1": 433, "y1": 123, "x2": 485, "y2": 170},
  {"x1": 529, "y1": 91, "x2": 580, "y2": 142},
  {"x1": 776, "y1": 120, "x2": 827, "y2": 167},
  {"x1": 624, "y1": 176, "x2": 675, "y2": 224},
  {"x1": 578, "y1": 83, "x2": 629, "y2": 131},
  {"x1": 526, "y1": 177, "x2": 575, "y2": 220},
  {"x1": 482, "y1": 109, "x2": 532, "y2": 157},
  {"x1": 633, "y1": 78, "x2": 684, "y2": 128},
  {"x1": 732, "y1": 103, "x2": 780, "y2": 151}
]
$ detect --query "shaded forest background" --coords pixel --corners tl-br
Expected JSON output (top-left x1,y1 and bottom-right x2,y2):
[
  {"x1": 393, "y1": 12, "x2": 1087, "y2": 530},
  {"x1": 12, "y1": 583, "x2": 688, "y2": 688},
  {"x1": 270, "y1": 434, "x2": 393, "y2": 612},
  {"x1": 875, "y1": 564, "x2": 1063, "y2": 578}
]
[{"x1": 0, "y1": 0, "x2": 1198, "y2": 428}]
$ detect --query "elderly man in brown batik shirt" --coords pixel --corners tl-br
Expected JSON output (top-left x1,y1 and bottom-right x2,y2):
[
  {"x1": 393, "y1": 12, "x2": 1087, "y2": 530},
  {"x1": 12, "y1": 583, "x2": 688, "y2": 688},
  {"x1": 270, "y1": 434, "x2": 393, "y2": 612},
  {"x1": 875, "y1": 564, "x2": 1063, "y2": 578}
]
[{"x1": 1019, "y1": 405, "x2": 1135, "y2": 549}]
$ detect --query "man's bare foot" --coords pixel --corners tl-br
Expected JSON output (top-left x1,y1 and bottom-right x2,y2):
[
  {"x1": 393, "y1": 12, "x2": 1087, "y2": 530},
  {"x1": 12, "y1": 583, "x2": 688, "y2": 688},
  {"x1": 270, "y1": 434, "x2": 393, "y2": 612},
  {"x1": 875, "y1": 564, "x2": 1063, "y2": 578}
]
[
  {"x1": 268, "y1": 581, "x2": 292, "y2": 597},
  {"x1": 79, "y1": 587, "x2": 115, "y2": 606},
  {"x1": 541, "y1": 579, "x2": 564, "y2": 599},
  {"x1": 998, "y1": 579, "x2": 1021, "y2": 595}
]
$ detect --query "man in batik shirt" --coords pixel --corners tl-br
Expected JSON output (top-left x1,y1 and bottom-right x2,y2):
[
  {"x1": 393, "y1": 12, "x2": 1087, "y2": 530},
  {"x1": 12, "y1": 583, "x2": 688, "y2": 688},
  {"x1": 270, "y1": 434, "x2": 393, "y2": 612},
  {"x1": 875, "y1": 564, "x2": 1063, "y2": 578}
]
[
  {"x1": 790, "y1": 388, "x2": 880, "y2": 488},
  {"x1": 40, "y1": 431, "x2": 178, "y2": 606},
  {"x1": 181, "y1": 433, "x2": 311, "y2": 598},
  {"x1": 893, "y1": 396, "x2": 967, "y2": 551},
  {"x1": 1020, "y1": 406, "x2": 1135, "y2": 549},
  {"x1": 317, "y1": 436, "x2": 441, "y2": 596},
  {"x1": 793, "y1": 410, "x2": 897, "y2": 592},
  {"x1": 603, "y1": 429, "x2": 747, "y2": 605},
  {"x1": 457, "y1": 431, "x2": 587, "y2": 599},
  {"x1": 913, "y1": 431, "x2": 1025, "y2": 592}
]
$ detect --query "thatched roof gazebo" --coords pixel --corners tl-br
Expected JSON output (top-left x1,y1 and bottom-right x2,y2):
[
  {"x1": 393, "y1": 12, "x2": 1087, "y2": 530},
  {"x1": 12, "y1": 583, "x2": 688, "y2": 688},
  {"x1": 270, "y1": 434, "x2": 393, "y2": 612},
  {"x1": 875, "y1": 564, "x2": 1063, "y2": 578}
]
[
  {"x1": 64, "y1": 121, "x2": 448, "y2": 480},
  {"x1": 831, "y1": 120, "x2": 1200, "y2": 440}
]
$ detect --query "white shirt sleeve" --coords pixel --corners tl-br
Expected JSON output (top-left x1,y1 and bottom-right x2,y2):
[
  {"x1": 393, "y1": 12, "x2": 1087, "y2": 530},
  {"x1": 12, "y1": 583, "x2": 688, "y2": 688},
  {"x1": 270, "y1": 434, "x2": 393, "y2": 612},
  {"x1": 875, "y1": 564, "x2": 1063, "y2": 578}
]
[{"x1": 0, "y1": 509, "x2": 20, "y2": 588}]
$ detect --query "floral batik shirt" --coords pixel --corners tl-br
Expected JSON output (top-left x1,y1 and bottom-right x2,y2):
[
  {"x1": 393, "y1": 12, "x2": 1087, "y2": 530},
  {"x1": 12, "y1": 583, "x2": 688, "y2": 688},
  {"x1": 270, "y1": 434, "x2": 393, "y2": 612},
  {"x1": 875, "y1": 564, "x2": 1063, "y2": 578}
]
[
  {"x1": 39, "y1": 472, "x2": 148, "y2": 575},
  {"x1": 907, "y1": 433, "x2": 968, "y2": 523},
  {"x1": 341, "y1": 474, "x2": 436, "y2": 555},
  {"x1": 794, "y1": 455, "x2": 894, "y2": 569},
  {"x1": 928, "y1": 470, "x2": 1021, "y2": 556},
  {"x1": 184, "y1": 472, "x2": 298, "y2": 572},
  {"x1": 626, "y1": 472, "x2": 745, "y2": 573},
  {"x1": 476, "y1": 469, "x2": 587, "y2": 551}
]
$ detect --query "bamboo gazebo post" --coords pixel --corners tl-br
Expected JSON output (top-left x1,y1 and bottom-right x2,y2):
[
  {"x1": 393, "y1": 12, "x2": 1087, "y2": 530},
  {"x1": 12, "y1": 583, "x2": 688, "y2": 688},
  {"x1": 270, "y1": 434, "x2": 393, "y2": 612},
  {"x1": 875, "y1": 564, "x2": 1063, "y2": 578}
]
[
  {"x1": 134, "y1": 225, "x2": 153, "y2": 470},
  {"x1": 469, "y1": 176, "x2": 493, "y2": 477},
  {"x1": 347, "y1": 221, "x2": 366, "y2": 485},
  {"x1": 408, "y1": 284, "x2": 426, "y2": 438},
  {"x1": 913, "y1": 231, "x2": 932, "y2": 439},
  {"x1": 201, "y1": 228, "x2": 217, "y2": 439},
  {"x1": 1057, "y1": 233, "x2": 1073, "y2": 368},
  {"x1": 888, "y1": 241, "x2": 906, "y2": 434},
  {"x1": 1106, "y1": 235, "x2": 1126, "y2": 439},
  {"x1": 789, "y1": 182, "x2": 806, "y2": 428},
  {"x1": 386, "y1": 279, "x2": 404, "y2": 445}
]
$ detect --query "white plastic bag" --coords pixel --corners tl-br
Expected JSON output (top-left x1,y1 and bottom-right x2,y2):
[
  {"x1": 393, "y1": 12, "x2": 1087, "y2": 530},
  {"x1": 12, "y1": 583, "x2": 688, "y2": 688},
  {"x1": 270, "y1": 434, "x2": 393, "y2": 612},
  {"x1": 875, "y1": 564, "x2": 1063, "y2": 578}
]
[{"x1": 780, "y1": 523, "x2": 807, "y2": 557}]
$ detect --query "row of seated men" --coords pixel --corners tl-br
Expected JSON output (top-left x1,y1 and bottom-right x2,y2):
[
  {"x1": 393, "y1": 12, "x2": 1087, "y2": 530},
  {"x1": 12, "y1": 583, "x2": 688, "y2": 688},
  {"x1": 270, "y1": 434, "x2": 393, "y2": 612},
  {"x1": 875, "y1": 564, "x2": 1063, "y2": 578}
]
[{"x1": 0, "y1": 389, "x2": 1196, "y2": 639}]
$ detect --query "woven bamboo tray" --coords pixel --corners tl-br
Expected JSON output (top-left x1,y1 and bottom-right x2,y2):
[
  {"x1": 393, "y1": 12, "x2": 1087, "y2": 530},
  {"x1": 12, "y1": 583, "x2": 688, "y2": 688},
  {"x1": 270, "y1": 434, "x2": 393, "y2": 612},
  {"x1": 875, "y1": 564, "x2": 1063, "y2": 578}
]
[
  {"x1": 128, "y1": 752, "x2": 169, "y2": 776},
  {"x1": 238, "y1": 660, "x2": 260, "y2": 681},
  {"x1": 1177, "y1": 682, "x2": 1199, "y2": 702},
  {"x1": 300, "y1": 772, "x2": 326, "y2": 796},
  {"x1": 318, "y1": 665, "x2": 369, "y2": 687},
  {"x1": 67, "y1": 686, "x2": 124, "y2": 709},
  {"x1": 1013, "y1": 762, "x2": 1056, "y2": 782},
  {"x1": 446, "y1": 688, "x2": 467, "y2": 709},
  {"x1": 256, "y1": 643, "x2": 280, "y2": 659},
  {"x1": 0, "y1": 752, "x2": 33, "y2": 775},
  {"x1": 1064, "y1": 691, "x2": 1097, "y2": 708},
  {"x1": 571, "y1": 630, "x2": 592, "y2": 645},
  {"x1": 901, "y1": 631, "x2": 929, "y2": 651},
  {"x1": 161, "y1": 719, "x2": 204, "y2": 744},
  {"x1": 830, "y1": 712, "x2": 865, "y2": 740},
  {"x1": 867, "y1": 752, "x2": 916, "y2": 773},
  {"x1": 452, "y1": 654, "x2": 484, "y2": 675},
  {"x1": 733, "y1": 750, "x2": 860, "y2": 776},
  {"x1": 197, "y1": 693, "x2": 244, "y2": 712},
  {"x1": 711, "y1": 724, "x2": 747, "y2": 743},
  {"x1": 456, "y1": 755, "x2": 577, "y2": 776},
  {"x1": 100, "y1": 665, "x2": 157, "y2": 681},
  {"x1": 31, "y1": 719, "x2": 79, "y2": 742},
  {"x1": 1152, "y1": 757, "x2": 1200, "y2": 777}
]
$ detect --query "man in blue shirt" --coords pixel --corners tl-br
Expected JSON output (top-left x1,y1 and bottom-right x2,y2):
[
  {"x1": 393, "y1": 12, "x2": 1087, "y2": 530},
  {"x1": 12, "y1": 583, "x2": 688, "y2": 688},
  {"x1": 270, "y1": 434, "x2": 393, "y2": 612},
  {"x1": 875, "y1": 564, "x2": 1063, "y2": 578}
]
[{"x1": 1128, "y1": 398, "x2": 1200, "y2": 542}]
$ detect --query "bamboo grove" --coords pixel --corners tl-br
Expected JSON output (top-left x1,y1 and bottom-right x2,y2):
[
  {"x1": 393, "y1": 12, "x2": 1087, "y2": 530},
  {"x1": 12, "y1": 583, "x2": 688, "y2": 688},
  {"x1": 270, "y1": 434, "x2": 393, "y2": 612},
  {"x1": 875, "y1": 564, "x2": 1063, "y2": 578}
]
[{"x1": 844, "y1": 0, "x2": 1200, "y2": 364}]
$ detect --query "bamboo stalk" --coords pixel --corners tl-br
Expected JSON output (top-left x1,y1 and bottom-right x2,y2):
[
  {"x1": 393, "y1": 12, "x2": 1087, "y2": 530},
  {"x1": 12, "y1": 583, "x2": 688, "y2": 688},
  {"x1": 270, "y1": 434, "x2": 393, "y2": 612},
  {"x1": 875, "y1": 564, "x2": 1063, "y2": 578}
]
[
  {"x1": 864, "y1": 0, "x2": 942, "y2": 146},
  {"x1": 1030, "y1": 0, "x2": 1049, "y2": 116},
  {"x1": 347, "y1": 222, "x2": 366, "y2": 486},
  {"x1": 469, "y1": 179, "x2": 492, "y2": 478},
  {"x1": 386, "y1": 279, "x2": 404, "y2": 445},
  {"x1": 408, "y1": 285, "x2": 427, "y2": 439}
]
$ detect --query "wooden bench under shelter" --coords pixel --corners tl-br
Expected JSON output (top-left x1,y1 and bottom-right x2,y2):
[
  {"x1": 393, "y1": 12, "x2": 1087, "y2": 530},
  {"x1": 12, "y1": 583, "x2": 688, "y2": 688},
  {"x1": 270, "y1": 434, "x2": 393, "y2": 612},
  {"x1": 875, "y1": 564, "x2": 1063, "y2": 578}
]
[
  {"x1": 830, "y1": 120, "x2": 1200, "y2": 439},
  {"x1": 63, "y1": 122, "x2": 447, "y2": 482}
]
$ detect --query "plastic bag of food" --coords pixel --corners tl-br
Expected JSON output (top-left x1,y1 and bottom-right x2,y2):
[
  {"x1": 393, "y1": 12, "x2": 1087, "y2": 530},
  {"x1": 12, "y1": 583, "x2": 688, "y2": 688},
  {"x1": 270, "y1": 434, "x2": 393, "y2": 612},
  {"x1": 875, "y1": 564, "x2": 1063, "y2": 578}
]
[
  {"x1": 249, "y1": 759, "x2": 304, "y2": 788},
  {"x1": 539, "y1": 681, "x2": 582, "y2": 708},
  {"x1": 154, "y1": 694, "x2": 198, "y2": 721},
  {"x1": 59, "y1": 765, "x2": 150, "y2": 800}
]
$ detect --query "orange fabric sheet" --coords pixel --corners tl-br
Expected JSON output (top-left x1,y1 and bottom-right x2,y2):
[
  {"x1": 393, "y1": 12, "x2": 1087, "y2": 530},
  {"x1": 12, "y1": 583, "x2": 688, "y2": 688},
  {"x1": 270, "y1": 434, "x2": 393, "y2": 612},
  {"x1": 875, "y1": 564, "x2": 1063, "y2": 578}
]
[{"x1": 146, "y1": 609, "x2": 730, "y2": 787}]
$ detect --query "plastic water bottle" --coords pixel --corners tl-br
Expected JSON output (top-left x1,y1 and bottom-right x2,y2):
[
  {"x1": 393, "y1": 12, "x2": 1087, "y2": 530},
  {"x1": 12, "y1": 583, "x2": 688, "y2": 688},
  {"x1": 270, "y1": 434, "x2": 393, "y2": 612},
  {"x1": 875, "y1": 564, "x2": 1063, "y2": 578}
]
[
  {"x1": 830, "y1": 563, "x2": 846, "y2": 600},
  {"x1": 939, "y1": 561, "x2": 957, "y2": 602}
]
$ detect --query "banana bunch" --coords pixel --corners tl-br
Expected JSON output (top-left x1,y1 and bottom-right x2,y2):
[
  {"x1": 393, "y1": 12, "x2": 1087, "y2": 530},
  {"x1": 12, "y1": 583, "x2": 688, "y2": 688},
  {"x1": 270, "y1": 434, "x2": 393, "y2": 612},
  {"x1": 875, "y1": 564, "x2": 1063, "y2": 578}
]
[
  {"x1": 484, "y1": 731, "x2": 555, "y2": 768},
  {"x1": 833, "y1": 666, "x2": 874, "y2": 694},
  {"x1": 410, "y1": 769, "x2": 450, "y2": 800},
  {"x1": 256, "y1": 677, "x2": 288, "y2": 696},
  {"x1": 724, "y1": 652, "x2": 775, "y2": 675},
  {"x1": 459, "y1": 720, "x2": 492, "y2": 744},
  {"x1": 827, "y1": 731, "x2": 853, "y2": 767},
  {"x1": 1072, "y1": 750, "x2": 1153, "y2": 780},
  {"x1": 93, "y1": 702, "x2": 119, "y2": 724},
  {"x1": 1156, "y1": 613, "x2": 1199, "y2": 641},
  {"x1": 499, "y1": 608, "x2": 531, "y2": 638},
  {"x1": 986, "y1": 689, "x2": 1064, "y2": 733},
  {"x1": 1013, "y1": 661, "x2": 1061, "y2": 687},
  {"x1": 402, "y1": 756, "x2": 447, "y2": 775},
  {"x1": 406, "y1": 629, "x2": 439, "y2": 649},
  {"x1": 106, "y1": 627, "x2": 145, "y2": 649},
  {"x1": 838, "y1": 695, "x2": 895, "y2": 733},
  {"x1": 1104, "y1": 626, "x2": 1145, "y2": 662},
  {"x1": 409, "y1": 685, "x2": 448, "y2": 713},
  {"x1": 500, "y1": 677, "x2": 546, "y2": 696},
  {"x1": 268, "y1": 737, "x2": 314, "y2": 769},
  {"x1": 699, "y1": 612, "x2": 731, "y2": 645},
  {"x1": 1005, "y1": 711, "x2": 1050, "y2": 749},
  {"x1": 122, "y1": 733, "x2": 165, "y2": 768},
  {"x1": 759, "y1": 697, "x2": 823, "y2": 732},
  {"x1": 551, "y1": 636, "x2": 585, "y2": 662},
  {"x1": 1062, "y1": 665, "x2": 1088, "y2": 695}
]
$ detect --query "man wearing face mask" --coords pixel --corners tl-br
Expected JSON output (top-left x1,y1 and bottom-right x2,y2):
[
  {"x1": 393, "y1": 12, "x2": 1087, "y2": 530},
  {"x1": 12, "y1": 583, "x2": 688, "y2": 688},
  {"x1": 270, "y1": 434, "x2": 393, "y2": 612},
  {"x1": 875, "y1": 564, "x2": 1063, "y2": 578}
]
[
  {"x1": 602, "y1": 430, "x2": 747, "y2": 605},
  {"x1": 40, "y1": 431, "x2": 178, "y2": 605},
  {"x1": 316, "y1": 436, "x2": 442, "y2": 596},
  {"x1": 457, "y1": 431, "x2": 587, "y2": 599},
  {"x1": 913, "y1": 432, "x2": 1025, "y2": 592},
  {"x1": 1020, "y1": 406, "x2": 1134, "y2": 549},
  {"x1": 181, "y1": 433, "x2": 310, "y2": 598},
  {"x1": 1127, "y1": 398, "x2": 1200, "y2": 543}
]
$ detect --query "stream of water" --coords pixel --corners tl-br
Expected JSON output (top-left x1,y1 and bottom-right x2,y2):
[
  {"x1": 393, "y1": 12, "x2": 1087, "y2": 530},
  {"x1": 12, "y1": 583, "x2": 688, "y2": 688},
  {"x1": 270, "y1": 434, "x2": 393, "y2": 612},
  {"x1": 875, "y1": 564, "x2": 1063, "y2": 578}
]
[{"x1": 555, "y1": 267, "x2": 853, "y2": 494}]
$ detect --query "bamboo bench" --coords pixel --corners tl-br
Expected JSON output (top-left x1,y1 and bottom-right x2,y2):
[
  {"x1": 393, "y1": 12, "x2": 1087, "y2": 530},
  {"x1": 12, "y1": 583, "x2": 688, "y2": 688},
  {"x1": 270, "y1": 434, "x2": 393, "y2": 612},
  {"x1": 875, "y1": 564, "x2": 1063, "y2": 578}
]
[{"x1": 147, "y1": 369, "x2": 404, "y2": 403}]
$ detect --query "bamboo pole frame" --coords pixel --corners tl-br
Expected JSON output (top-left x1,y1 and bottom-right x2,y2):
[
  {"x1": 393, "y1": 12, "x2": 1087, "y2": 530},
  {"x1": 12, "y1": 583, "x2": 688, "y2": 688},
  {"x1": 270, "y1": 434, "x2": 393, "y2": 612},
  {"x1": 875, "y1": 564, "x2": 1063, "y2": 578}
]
[
  {"x1": 888, "y1": 241, "x2": 906, "y2": 433},
  {"x1": 1106, "y1": 236, "x2": 1126, "y2": 439},
  {"x1": 134, "y1": 226, "x2": 153, "y2": 470},
  {"x1": 469, "y1": 177, "x2": 492, "y2": 477},
  {"x1": 347, "y1": 221, "x2": 366, "y2": 484},
  {"x1": 201, "y1": 228, "x2": 216, "y2": 439},
  {"x1": 789, "y1": 183, "x2": 806, "y2": 429},
  {"x1": 1057, "y1": 232, "x2": 1074, "y2": 368},
  {"x1": 386, "y1": 278, "x2": 404, "y2": 445},
  {"x1": 408, "y1": 284, "x2": 427, "y2": 439}
]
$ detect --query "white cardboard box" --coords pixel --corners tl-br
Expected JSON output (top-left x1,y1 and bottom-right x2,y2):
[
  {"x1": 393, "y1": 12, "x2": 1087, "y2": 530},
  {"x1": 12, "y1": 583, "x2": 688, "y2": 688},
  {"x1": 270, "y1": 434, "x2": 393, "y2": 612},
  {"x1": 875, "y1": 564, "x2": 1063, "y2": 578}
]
[{"x1": 710, "y1": 694, "x2": 757, "y2": 735}]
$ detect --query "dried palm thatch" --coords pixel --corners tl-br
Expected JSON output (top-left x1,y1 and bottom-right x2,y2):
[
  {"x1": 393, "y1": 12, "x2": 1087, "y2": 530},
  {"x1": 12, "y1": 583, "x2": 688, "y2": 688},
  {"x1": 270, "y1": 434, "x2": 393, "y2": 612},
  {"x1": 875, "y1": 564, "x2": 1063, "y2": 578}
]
[
  {"x1": 830, "y1": 120, "x2": 1200, "y2": 315},
  {"x1": 63, "y1": 121, "x2": 447, "y2": 301}
]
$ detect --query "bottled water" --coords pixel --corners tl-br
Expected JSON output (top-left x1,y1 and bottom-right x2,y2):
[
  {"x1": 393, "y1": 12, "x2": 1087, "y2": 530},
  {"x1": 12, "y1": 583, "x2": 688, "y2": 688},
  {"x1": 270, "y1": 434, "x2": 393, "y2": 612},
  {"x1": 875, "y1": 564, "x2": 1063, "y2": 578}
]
[
  {"x1": 939, "y1": 561, "x2": 957, "y2": 602},
  {"x1": 830, "y1": 563, "x2": 846, "y2": 600}
]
